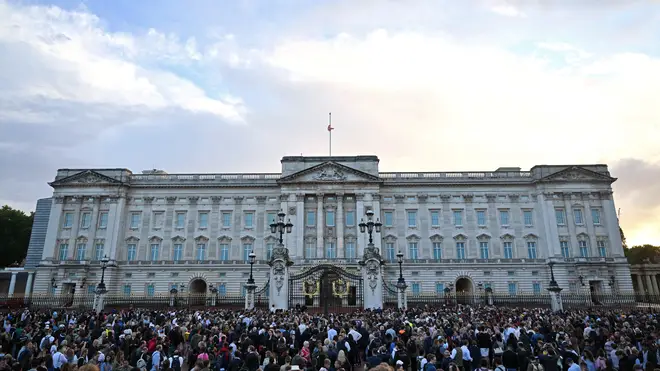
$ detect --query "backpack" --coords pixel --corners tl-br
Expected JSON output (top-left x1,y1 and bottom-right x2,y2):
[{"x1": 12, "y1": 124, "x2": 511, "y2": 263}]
[
  {"x1": 454, "y1": 347, "x2": 463, "y2": 364},
  {"x1": 171, "y1": 357, "x2": 181, "y2": 371}
]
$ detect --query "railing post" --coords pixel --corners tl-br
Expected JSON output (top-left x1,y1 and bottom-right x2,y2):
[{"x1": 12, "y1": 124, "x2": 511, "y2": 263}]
[{"x1": 245, "y1": 283, "x2": 257, "y2": 310}]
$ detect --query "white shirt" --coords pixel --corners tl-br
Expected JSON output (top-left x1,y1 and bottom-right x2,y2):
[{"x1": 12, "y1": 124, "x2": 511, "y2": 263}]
[
  {"x1": 349, "y1": 329, "x2": 362, "y2": 342},
  {"x1": 327, "y1": 329, "x2": 337, "y2": 341},
  {"x1": 53, "y1": 352, "x2": 67, "y2": 369},
  {"x1": 169, "y1": 356, "x2": 184, "y2": 368}
]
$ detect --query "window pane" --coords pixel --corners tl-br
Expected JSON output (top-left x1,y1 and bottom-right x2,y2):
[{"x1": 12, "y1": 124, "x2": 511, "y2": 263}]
[
  {"x1": 555, "y1": 209, "x2": 565, "y2": 225},
  {"x1": 477, "y1": 211, "x2": 486, "y2": 226},
  {"x1": 306, "y1": 211, "x2": 316, "y2": 226},
  {"x1": 524, "y1": 210, "x2": 533, "y2": 226},
  {"x1": 222, "y1": 212, "x2": 232, "y2": 227},
  {"x1": 244, "y1": 213, "x2": 253, "y2": 227},
  {"x1": 500, "y1": 211, "x2": 509, "y2": 225},
  {"x1": 326, "y1": 211, "x2": 335, "y2": 227},
  {"x1": 345, "y1": 211, "x2": 355, "y2": 226},
  {"x1": 453, "y1": 211, "x2": 463, "y2": 226},
  {"x1": 431, "y1": 211, "x2": 440, "y2": 226},
  {"x1": 591, "y1": 209, "x2": 601, "y2": 224},
  {"x1": 407, "y1": 211, "x2": 417, "y2": 227},
  {"x1": 574, "y1": 209, "x2": 583, "y2": 224},
  {"x1": 384, "y1": 212, "x2": 393, "y2": 227}
]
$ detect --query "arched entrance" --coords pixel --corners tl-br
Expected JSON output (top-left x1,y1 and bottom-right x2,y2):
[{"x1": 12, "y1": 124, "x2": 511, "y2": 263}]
[
  {"x1": 189, "y1": 279, "x2": 207, "y2": 306},
  {"x1": 455, "y1": 277, "x2": 474, "y2": 304}
]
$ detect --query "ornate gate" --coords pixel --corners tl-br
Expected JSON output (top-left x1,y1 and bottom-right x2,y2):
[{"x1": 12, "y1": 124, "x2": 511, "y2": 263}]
[{"x1": 289, "y1": 265, "x2": 363, "y2": 314}]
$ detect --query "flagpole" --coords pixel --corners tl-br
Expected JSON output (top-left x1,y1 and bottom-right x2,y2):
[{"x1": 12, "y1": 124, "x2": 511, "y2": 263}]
[{"x1": 329, "y1": 112, "x2": 332, "y2": 157}]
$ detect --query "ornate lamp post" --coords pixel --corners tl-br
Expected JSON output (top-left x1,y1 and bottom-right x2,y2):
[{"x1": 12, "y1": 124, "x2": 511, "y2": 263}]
[
  {"x1": 268, "y1": 209, "x2": 294, "y2": 310},
  {"x1": 169, "y1": 284, "x2": 178, "y2": 307},
  {"x1": 248, "y1": 251, "x2": 256, "y2": 284},
  {"x1": 209, "y1": 284, "x2": 218, "y2": 307},
  {"x1": 359, "y1": 210, "x2": 382, "y2": 245},
  {"x1": 245, "y1": 250, "x2": 257, "y2": 310},
  {"x1": 396, "y1": 251, "x2": 407, "y2": 309},
  {"x1": 94, "y1": 255, "x2": 110, "y2": 313},
  {"x1": 270, "y1": 210, "x2": 293, "y2": 244},
  {"x1": 546, "y1": 261, "x2": 563, "y2": 312}
]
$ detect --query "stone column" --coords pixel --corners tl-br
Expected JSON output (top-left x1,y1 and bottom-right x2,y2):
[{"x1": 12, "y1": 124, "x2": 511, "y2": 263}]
[
  {"x1": 600, "y1": 192, "x2": 625, "y2": 257},
  {"x1": 24, "y1": 272, "x2": 34, "y2": 303},
  {"x1": 357, "y1": 194, "x2": 367, "y2": 256},
  {"x1": 652, "y1": 275, "x2": 660, "y2": 298},
  {"x1": 361, "y1": 246, "x2": 384, "y2": 309},
  {"x1": 8, "y1": 272, "x2": 17, "y2": 297},
  {"x1": 295, "y1": 194, "x2": 305, "y2": 258},
  {"x1": 539, "y1": 194, "x2": 562, "y2": 257},
  {"x1": 43, "y1": 197, "x2": 65, "y2": 260},
  {"x1": 636, "y1": 274, "x2": 645, "y2": 293},
  {"x1": 245, "y1": 282, "x2": 257, "y2": 310},
  {"x1": 337, "y1": 194, "x2": 345, "y2": 259},
  {"x1": 269, "y1": 245, "x2": 293, "y2": 310},
  {"x1": 646, "y1": 275, "x2": 656, "y2": 295},
  {"x1": 316, "y1": 194, "x2": 324, "y2": 258}
]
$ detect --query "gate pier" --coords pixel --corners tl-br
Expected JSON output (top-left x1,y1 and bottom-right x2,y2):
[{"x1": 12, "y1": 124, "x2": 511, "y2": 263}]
[
  {"x1": 269, "y1": 244, "x2": 293, "y2": 310},
  {"x1": 360, "y1": 244, "x2": 384, "y2": 309}
]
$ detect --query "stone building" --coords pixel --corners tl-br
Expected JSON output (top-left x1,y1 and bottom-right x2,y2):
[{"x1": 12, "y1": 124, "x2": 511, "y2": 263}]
[{"x1": 28, "y1": 155, "x2": 632, "y2": 302}]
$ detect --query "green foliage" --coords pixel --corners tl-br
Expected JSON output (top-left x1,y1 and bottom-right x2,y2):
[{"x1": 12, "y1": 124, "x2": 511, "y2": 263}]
[
  {"x1": 625, "y1": 244, "x2": 660, "y2": 265},
  {"x1": 620, "y1": 226, "x2": 627, "y2": 250},
  {"x1": 0, "y1": 205, "x2": 34, "y2": 267}
]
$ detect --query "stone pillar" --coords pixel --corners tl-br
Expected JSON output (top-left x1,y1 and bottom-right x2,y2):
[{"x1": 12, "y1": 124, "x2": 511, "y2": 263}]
[
  {"x1": 316, "y1": 194, "x2": 324, "y2": 258},
  {"x1": 245, "y1": 283, "x2": 256, "y2": 310},
  {"x1": 548, "y1": 288, "x2": 564, "y2": 312},
  {"x1": 361, "y1": 245, "x2": 384, "y2": 309},
  {"x1": 337, "y1": 194, "x2": 345, "y2": 259},
  {"x1": 94, "y1": 291, "x2": 106, "y2": 313},
  {"x1": 24, "y1": 272, "x2": 34, "y2": 303},
  {"x1": 8, "y1": 272, "x2": 18, "y2": 298},
  {"x1": 169, "y1": 293, "x2": 176, "y2": 307},
  {"x1": 600, "y1": 193, "x2": 625, "y2": 257},
  {"x1": 652, "y1": 275, "x2": 660, "y2": 299},
  {"x1": 636, "y1": 274, "x2": 645, "y2": 293},
  {"x1": 269, "y1": 244, "x2": 293, "y2": 310},
  {"x1": 397, "y1": 281, "x2": 408, "y2": 310}
]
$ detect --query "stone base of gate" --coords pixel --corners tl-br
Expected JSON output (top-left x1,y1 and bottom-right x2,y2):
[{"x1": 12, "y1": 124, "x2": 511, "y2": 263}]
[{"x1": 362, "y1": 258, "x2": 384, "y2": 309}]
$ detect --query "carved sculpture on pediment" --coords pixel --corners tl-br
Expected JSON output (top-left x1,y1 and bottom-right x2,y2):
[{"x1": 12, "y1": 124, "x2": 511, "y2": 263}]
[
  {"x1": 288, "y1": 206, "x2": 297, "y2": 215},
  {"x1": 143, "y1": 197, "x2": 155, "y2": 204},
  {"x1": 314, "y1": 167, "x2": 346, "y2": 181},
  {"x1": 211, "y1": 196, "x2": 222, "y2": 204},
  {"x1": 75, "y1": 173, "x2": 104, "y2": 184},
  {"x1": 165, "y1": 196, "x2": 177, "y2": 204},
  {"x1": 188, "y1": 196, "x2": 200, "y2": 204}
]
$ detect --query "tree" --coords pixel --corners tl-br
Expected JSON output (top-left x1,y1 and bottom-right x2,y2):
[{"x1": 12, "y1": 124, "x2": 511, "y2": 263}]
[
  {"x1": 0, "y1": 205, "x2": 34, "y2": 268},
  {"x1": 625, "y1": 244, "x2": 660, "y2": 265},
  {"x1": 620, "y1": 226, "x2": 628, "y2": 250}
]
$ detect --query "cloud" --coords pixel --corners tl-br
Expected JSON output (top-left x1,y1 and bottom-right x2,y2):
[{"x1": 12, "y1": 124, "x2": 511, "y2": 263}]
[{"x1": 489, "y1": 4, "x2": 526, "y2": 18}]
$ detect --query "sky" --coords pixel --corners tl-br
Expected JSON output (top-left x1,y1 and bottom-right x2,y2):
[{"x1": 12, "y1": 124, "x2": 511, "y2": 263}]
[{"x1": 0, "y1": 0, "x2": 659, "y2": 246}]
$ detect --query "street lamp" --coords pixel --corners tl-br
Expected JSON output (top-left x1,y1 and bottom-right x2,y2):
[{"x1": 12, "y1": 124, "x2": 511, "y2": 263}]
[
  {"x1": 96, "y1": 255, "x2": 109, "y2": 294},
  {"x1": 396, "y1": 251, "x2": 405, "y2": 285},
  {"x1": 608, "y1": 275, "x2": 616, "y2": 287},
  {"x1": 270, "y1": 210, "x2": 293, "y2": 244},
  {"x1": 359, "y1": 210, "x2": 382, "y2": 245},
  {"x1": 248, "y1": 251, "x2": 256, "y2": 285},
  {"x1": 548, "y1": 262, "x2": 559, "y2": 288}
]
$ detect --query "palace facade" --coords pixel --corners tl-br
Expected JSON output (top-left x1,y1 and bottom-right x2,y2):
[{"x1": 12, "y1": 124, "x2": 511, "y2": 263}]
[{"x1": 29, "y1": 156, "x2": 632, "y2": 300}]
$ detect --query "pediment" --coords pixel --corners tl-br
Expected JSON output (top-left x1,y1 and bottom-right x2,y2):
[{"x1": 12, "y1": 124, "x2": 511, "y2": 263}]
[
  {"x1": 50, "y1": 170, "x2": 124, "y2": 187},
  {"x1": 277, "y1": 162, "x2": 381, "y2": 184},
  {"x1": 536, "y1": 166, "x2": 616, "y2": 184}
]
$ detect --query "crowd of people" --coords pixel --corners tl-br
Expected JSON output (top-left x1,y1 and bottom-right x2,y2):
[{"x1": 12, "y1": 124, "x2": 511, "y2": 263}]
[{"x1": 0, "y1": 305, "x2": 658, "y2": 371}]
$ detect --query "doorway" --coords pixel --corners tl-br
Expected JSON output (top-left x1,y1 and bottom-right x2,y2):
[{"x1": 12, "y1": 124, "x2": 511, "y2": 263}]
[
  {"x1": 62, "y1": 283, "x2": 75, "y2": 307},
  {"x1": 455, "y1": 277, "x2": 474, "y2": 304},
  {"x1": 589, "y1": 281, "x2": 603, "y2": 305},
  {"x1": 189, "y1": 279, "x2": 208, "y2": 306}
]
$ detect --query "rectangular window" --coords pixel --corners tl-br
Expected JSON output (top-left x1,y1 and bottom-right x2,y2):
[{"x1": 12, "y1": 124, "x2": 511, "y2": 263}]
[
  {"x1": 597, "y1": 240, "x2": 607, "y2": 257},
  {"x1": 523, "y1": 210, "x2": 533, "y2": 226},
  {"x1": 76, "y1": 243, "x2": 86, "y2": 260},
  {"x1": 305, "y1": 242, "x2": 316, "y2": 258},
  {"x1": 325, "y1": 243, "x2": 336, "y2": 259},
  {"x1": 533, "y1": 282, "x2": 541, "y2": 294},
  {"x1": 384, "y1": 211, "x2": 393, "y2": 227},
  {"x1": 95, "y1": 243, "x2": 104, "y2": 260},
  {"x1": 150, "y1": 243, "x2": 159, "y2": 261},
  {"x1": 243, "y1": 244, "x2": 252, "y2": 261},
  {"x1": 560, "y1": 241, "x2": 570, "y2": 258},
  {"x1": 57, "y1": 243, "x2": 67, "y2": 260},
  {"x1": 453, "y1": 210, "x2": 463, "y2": 227},
  {"x1": 266, "y1": 243, "x2": 275, "y2": 260},
  {"x1": 127, "y1": 244, "x2": 136, "y2": 261},
  {"x1": 456, "y1": 242, "x2": 466, "y2": 260},
  {"x1": 432, "y1": 242, "x2": 443, "y2": 260},
  {"x1": 218, "y1": 244, "x2": 228, "y2": 261},
  {"x1": 98, "y1": 212, "x2": 108, "y2": 229},
  {"x1": 199, "y1": 212, "x2": 209, "y2": 228},
  {"x1": 175, "y1": 212, "x2": 186, "y2": 228},
  {"x1": 218, "y1": 283, "x2": 226, "y2": 296},
  {"x1": 345, "y1": 211, "x2": 355, "y2": 226},
  {"x1": 503, "y1": 241, "x2": 513, "y2": 259},
  {"x1": 173, "y1": 244, "x2": 183, "y2": 261},
  {"x1": 87, "y1": 285, "x2": 96, "y2": 295},
  {"x1": 430, "y1": 211, "x2": 440, "y2": 227},
  {"x1": 476, "y1": 210, "x2": 486, "y2": 226},
  {"x1": 63, "y1": 212, "x2": 74, "y2": 228},
  {"x1": 408, "y1": 242, "x2": 418, "y2": 260},
  {"x1": 479, "y1": 241, "x2": 489, "y2": 259},
  {"x1": 345, "y1": 242, "x2": 356, "y2": 259},
  {"x1": 326, "y1": 210, "x2": 335, "y2": 227},
  {"x1": 80, "y1": 212, "x2": 91, "y2": 228},
  {"x1": 222, "y1": 212, "x2": 232, "y2": 228},
  {"x1": 555, "y1": 209, "x2": 565, "y2": 225},
  {"x1": 579, "y1": 240, "x2": 589, "y2": 257},
  {"x1": 266, "y1": 212, "x2": 277, "y2": 227},
  {"x1": 244, "y1": 212, "x2": 254, "y2": 228},
  {"x1": 435, "y1": 283, "x2": 445, "y2": 294},
  {"x1": 407, "y1": 211, "x2": 417, "y2": 227},
  {"x1": 591, "y1": 208, "x2": 601, "y2": 225},
  {"x1": 130, "y1": 213, "x2": 141, "y2": 229},
  {"x1": 152, "y1": 211, "x2": 164, "y2": 229},
  {"x1": 411, "y1": 282, "x2": 420, "y2": 295},
  {"x1": 196, "y1": 243, "x2": 206, "y2": 260},
  {"x1": 306, "y1": 211, "x2": 316, "y2": 226},
  {"x1": 527, "y1": 241, "x2": 537, "y2": 259},
  {"x1": 574, "y1": 209, "x2": 584, "y2": 225},
  {"x1": 147, "y1": 284, "x2": 155, "y2": 297},
  {"x1": 499, "y1": 210, "x2": 510, "y2": 226},
  {"x1": 508, "y1": 282, "x2": 517, "y2": 295},
  {"x1": 386, "y1": 242, "x2": 395, "y2": 261},
  {"x1": 123, "y1": 285, "x2": 131, "y2": 296}
]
